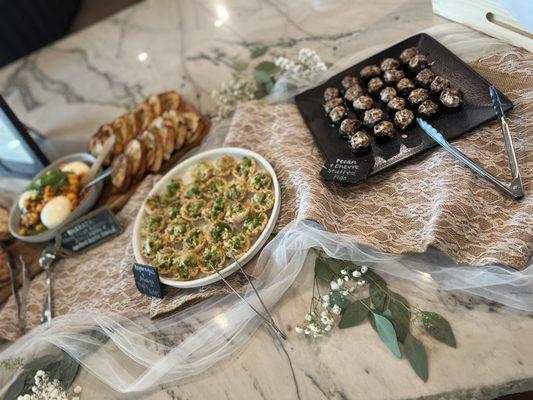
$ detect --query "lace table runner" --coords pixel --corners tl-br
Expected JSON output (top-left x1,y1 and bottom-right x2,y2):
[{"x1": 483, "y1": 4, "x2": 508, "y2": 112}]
[
  {"x1": 224, "y1": 49, "x2": 533, "y2": 270},
  {"x1": 0, "y1": 176, "x2": 252, "y2": 342},
  {"x1": 0, "y1": 49, "x2": 530, "y2": 343}
]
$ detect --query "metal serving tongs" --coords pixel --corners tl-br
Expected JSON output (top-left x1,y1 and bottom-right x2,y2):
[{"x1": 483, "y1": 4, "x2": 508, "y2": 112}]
[
  {"x1": 40, "y1": 243, "x2": 58, "y2": 326},
  {"x1": 213, "y1": 254, "x2": 287, "y2": 341},
  {"x1": 417, "y1": 85, "x2": 524, "y2": 200}
]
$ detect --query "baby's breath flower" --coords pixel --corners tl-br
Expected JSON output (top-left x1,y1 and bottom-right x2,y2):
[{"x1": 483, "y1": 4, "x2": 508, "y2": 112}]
[
  {"x1": 18, "y1": 370, "x2": 82, "y2": 400},
  {"x1": 330, "y1": 281, "x2": 339, "y2": 290},
  {"x1": 352, "y1": 270, "x2": 361, "y2": 278},
  {"x1": 295, "y1": 325, "x2": 303, "y2": 334},
  {"x1": 332, "y1": 304, "x2": 341, "y2": 315},
  {"x1": 361, "y1": 266, "x2": 368, "y2": 274},
  {"x1": 212, "y1": 76, "x2": 257, "y2": 119}
]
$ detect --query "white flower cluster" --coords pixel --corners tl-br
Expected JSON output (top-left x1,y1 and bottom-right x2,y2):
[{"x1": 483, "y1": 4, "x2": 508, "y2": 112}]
[
  {"x1": 17, "y1": 370, "x2": 82, "y2": 400},
  {"x1": 296, "y1": 265, "x2": 369, "y2": 338},
  {"x1": 275, "y1": 48, "x2": 327, "y2": 80},
  {"x1": 211, "y1": 76, "x2": 258, "y2": 118}
]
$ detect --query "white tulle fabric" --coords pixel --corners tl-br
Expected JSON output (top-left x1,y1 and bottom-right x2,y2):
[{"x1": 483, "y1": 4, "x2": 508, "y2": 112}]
[{"x1": 1, "y1": 24, "x2": 531, "y2": 395}]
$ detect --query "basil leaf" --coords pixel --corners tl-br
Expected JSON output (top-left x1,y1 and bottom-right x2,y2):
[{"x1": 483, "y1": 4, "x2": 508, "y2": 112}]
[
  {"x1": 404, "y1": 333, "x2": 429, "y2": 382},
  {"x1": 372, "y1": 313, "x2": 401, "y2": 358},
  {"x1": 29, "y1": 171, "x2": 68, "y2": 191},
  {"x1": 339, "y1": 300, "x2": 368, "y2": 329},
  {"x1": 421, "y1": 311, "x2": 456, "y2": 348}
]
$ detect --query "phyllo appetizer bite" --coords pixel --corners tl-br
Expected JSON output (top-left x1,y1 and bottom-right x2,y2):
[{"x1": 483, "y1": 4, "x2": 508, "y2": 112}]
[
  {"x1": 184, "y1": 228, "x2": 207, "y2": 253},
  {"x1": 214, "y1": 155, "x2": 237, "y2": 176},
  {"x1": 233, "y1": 156, "x2": 256, "y2": 179},
  {"x1": 248, "y1": 170, "x2": 272, "y2": 191},
  {"x1": 242, "y1": 212, "x2": 268, "y2": 237},
  {"x1": 225, "y1": 202, "x2": 250, "y2": 224},
  {"x1": 250, "y1": 190, "x2": 274, "y2": 212}
]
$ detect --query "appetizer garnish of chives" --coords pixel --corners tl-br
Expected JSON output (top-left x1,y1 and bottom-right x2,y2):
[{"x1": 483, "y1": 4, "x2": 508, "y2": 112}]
[
  {"x1": 201, "y1": 244, "x2": 226, "y2": 272},
  {"x1": 191, "y1": 161, "x2": 213, "y2": 182},
  {"x1": 182, "y1": 181, "x2": 203, "y2": 199},
  {"x1": 249, "y1": 171, "x2": 272, "y2": 191},
  {"x1": 250, "y1": 190, "x2": 274, "y2": 212},
  {"x1": 204, "y1": 177, "x2": 227, "y2": 198},
  {"x1": 225, "y1": 182, "x2": 247, "y2": 202},
  {"x1": 214, "y1": 155, "x2": 236, "y2": 176},
  {"x1": 166, "y1": 178, "x2": 183, "y2": 198},
  {"x1": 203, "y1": 197, "x2": 226, "y2": 221},
  {"x1": 233, "y1": 156, "x2": 256, "y2": 179},
  {"x1": 242, "y1": 212, "x2": 268, "y2": 237},
  {"x1": 225, "y1": 235, "x2": 250, "y2": 257},
  {"x1": 209, "y1": 221, "x2": 233, "y2": 243}
]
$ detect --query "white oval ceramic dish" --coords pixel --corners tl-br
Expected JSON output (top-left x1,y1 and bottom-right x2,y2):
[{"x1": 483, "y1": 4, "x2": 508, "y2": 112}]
[
  {"x1": 132, "y1": 147, "x2": 281, "y2": 289},
  {"x1": 8, "y1": 153, "x2": 104, "y2": 243}
]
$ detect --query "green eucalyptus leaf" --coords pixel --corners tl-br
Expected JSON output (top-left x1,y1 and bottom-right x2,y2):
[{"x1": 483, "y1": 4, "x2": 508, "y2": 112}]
[
  {"x1": 369, "y1": 280, "x2": 389, "y2": 313},
  {"x1": 4, "y1": 371, "x2": 31, "y2": 400},
  {"x1": 49, "y1": 352, "x2": 80, "y2": 389},
  {"x1": 23, "y1": 355, "x2": 58, "y2": 372},
  {"x1": 421, "y1": 311, "x2": 456, "y2": 348},
  {"x1": 387, "y1": 292, "x2": 411, "y2": 342},
  {"x1": 314, "y1": 257, "x2": 335, "y2": 282},
  {"x1": 254, "y1": 69, "x2": 271, "y2": 83},
  {"x1": 373, "y1": 313, "x2": 401, "y2": 358},
  {"x1": 365, "y1": 269, "x2": 386, "y2": 286},
  {"x1": 250, "y1": 46, "x2": 269, "y2": 58},
  {"x1": 404, "y1": 333, "x2": 429, "y2": 382},
  {"x1": 330, "y1": 290, "x2": 349, "y2": 310},
  {"x1": 323, "y1": 258, "x2": 346, "y2": 274},
  {"x1": 231, "y1": 57, "x2": 249, "y2": 73},
  {"x1": 368, "y1": 310, "x2": 377, "y2": 331},
  {"x1": 255, "y1": 60, "x2": 280, "y2": 76},
  {"x1": 339, "y1": 300, "x2": 367, "y2": 329}
]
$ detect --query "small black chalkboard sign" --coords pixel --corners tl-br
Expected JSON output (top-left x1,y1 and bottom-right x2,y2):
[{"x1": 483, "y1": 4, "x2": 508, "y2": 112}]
[
  {"x1": 320, "y1": 157, "x2": 374, "y2": 183},
  {"x1": 132, "y1": 263, "x2": 164, "y2": 298},
  {"x1": 56, "y1": 207, "x2": 122, "y2": 256}
]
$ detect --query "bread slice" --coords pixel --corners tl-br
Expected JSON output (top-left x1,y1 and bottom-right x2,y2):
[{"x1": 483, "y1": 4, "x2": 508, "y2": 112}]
[
  {"x1": 139, "y1": 130, "x2": 157, "y2": 171},
  {"x1": 133, "y1": 103, "x2": 155, "y2": 132},
  {"x1": 111, "y1": 154, "x2": 131, "y2": 193},
  {"x1": 124, "y1": 139, "x2": 143, "y2": 178},
  {"x1": 147, "y1": 127, "x2": 164, "y2": 173},
  {"x1": 0, "y1": 206, "x2": 10, "y2": 241},
  {"x1": 159, "y1": 91, "x2": 181, "y2": 112}
]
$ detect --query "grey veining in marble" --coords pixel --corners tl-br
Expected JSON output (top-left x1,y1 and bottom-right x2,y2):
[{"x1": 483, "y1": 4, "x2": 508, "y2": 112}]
[{"x1": 0, "y1": 1, "x2": 530, "y2": 399}]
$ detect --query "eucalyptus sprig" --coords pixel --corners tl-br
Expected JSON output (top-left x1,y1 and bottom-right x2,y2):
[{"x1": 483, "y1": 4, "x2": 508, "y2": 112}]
[
  {"x1": 296, "y1": 251, "x2": 456, "y2": 382},
  {"x1": 211, "y1": 46, "x2": 328, "y2": 118}
]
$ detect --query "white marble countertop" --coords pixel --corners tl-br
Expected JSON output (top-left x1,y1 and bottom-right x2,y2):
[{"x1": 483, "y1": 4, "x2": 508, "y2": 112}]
[{"x1": 1, "y1": 0, "x2": 532, "y2": 399}]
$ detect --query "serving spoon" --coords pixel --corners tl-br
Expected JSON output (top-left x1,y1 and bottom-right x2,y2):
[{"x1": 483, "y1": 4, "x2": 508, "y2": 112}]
[
  {"x1": 80, "y1": 167, "x2": 114, "y2": 193},
  {"x1": 80, "y1": 135, "x2": 115, "y2": 187}
]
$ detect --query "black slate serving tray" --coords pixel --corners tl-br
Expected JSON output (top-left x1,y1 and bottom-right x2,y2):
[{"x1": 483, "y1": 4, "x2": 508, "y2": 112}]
[{"x1": 294, "y1": 33, "x2": 513, "y2": 184}]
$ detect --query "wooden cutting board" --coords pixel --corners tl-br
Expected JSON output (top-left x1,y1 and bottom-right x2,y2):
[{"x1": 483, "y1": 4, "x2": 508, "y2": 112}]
[{"x1": 0, "y1": 113, "x2": 210, "y2": 305}]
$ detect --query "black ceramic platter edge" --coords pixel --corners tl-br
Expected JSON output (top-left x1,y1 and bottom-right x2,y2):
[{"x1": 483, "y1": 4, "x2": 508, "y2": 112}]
[{"x1": 294, "y1": 33, "x2": 513, "y2": 184}]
